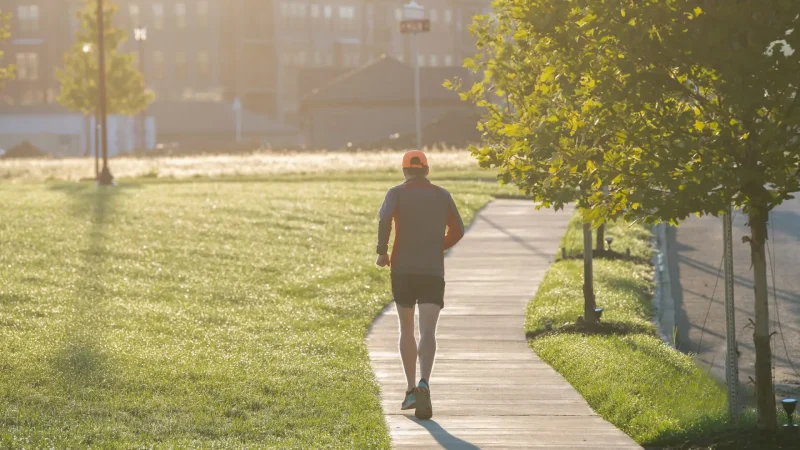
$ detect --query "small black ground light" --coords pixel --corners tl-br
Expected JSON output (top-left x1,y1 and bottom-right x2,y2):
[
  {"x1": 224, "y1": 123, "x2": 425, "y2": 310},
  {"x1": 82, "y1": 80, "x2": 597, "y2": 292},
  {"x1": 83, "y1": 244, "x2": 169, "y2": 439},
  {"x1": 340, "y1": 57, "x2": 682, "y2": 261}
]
[
  {"x1": 783, "y1": 398, "x2": 798, "y2": 432},
  {"x1": 605, "y1": 237, "x2": 613, "y2": 251}
]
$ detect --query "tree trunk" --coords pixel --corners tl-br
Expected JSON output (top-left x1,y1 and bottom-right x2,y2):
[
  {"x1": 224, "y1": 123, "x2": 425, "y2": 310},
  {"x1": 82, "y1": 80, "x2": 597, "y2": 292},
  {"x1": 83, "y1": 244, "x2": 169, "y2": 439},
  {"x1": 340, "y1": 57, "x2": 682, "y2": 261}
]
[
  {"x1": 748, "y1": 207, "x2": 777, "y2": 431},
  {"x1": 583, "y1": 222, "x2": 597, "y2": 323},
  {"x1": 596, "y1": 223, "x2": 606, "y2": 254}
]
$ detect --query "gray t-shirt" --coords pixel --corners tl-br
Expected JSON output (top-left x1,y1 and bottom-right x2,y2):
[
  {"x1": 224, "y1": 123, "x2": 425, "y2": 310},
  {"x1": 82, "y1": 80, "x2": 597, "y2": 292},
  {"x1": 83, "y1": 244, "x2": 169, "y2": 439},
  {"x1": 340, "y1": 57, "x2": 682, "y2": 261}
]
[{"x1": 376, "y1": 177, "x2": 465, "y2": 278}]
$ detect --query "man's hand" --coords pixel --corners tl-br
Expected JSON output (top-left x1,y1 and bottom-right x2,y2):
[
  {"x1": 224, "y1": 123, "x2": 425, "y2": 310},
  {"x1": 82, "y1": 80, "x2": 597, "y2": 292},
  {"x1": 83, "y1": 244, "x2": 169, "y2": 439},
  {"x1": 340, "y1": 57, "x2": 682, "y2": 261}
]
[{"x1": 376, "y1": 254, "x2": 390, "y2": 267}]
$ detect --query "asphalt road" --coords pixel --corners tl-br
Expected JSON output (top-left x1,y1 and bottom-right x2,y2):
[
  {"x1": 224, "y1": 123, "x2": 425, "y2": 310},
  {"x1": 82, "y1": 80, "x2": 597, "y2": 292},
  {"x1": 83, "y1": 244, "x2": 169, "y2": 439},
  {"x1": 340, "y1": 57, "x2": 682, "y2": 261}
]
[{"x1": 668, "y1": 197, "x2": 800, "y2": 399}]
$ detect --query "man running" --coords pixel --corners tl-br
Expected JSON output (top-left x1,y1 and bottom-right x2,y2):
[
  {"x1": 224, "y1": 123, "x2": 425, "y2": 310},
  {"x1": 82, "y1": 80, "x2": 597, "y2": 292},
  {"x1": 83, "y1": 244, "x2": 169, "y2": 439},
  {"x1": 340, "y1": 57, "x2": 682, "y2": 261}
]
[{"x1": 375, "y1": 150, "x2": 465, "y2": 420}]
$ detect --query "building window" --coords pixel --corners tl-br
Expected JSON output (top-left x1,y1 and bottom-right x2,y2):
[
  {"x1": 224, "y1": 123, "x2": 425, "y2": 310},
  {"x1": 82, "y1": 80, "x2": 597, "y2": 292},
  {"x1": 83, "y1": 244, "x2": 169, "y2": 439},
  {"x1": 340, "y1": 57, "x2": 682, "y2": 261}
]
[
  {"x1": 17, "y1": 5, "x2": 40, "y2": 32},
  {"x1": 153, "y1": 4, "x2": 164, "y2": 29},
  {"x1": 338, "y1": 5, "x2": 356, "y2": 31},
  {"x1": 175, "y1": 3, "x2": 187, "y2": 29},
  {"x1": 197, "y1": 1, "x2": 209, "y2": 28},
  {"x1": 175, "y1": 52, "x2": 188, "y2": 81},
  {"x1": 444, "y1": 9, "x2": 453, "y2": 25},
  {"x1": 282, "y1": 1, "x2": 307, "y2": 27},
  {"x1": 197, "y1": 52, "x2": 210, "y2": 80},
  {"x1": 325, "y1": 53, "x2": 333, "y2": 66},
  {"x1": 429, "y1": 54, "x2": 438, "y2": 67},
  {"x1": 311, "y1": 4, "x2": 320, "y2": 18},
  {"x1": 153, "y1": 51, "x2": 165, "y2": 79},
  {"x1": 15, "y1": 53, "x2": 38, "y2": 80},
  {"x1": 394, "y1": 8, "x2": 402, "y2": 22},
  {"x1": 129, "y1": 3, "x2": 140, "y2": 26},
  {"x1": 21, "y1": 89, "x2": 44, "y2": 105},
  {"x1": 339, "y1": 5, "x2": 355, "y2": 19},
  {"x1": 430, "y1": 8, "x2": 437, "y2": 23},
  {"x1": 324, "y1": 5, "x2": 333, "y2": 19},
  {"x1": 444, "y1": 54, "x2": 454, "y2": 66},
  {"x1": 293, "y1": 51, "x2": 307, "y2": 66},
  {"x1": 417, "y1": 54, "x2": 424, "y2": 67},
  {"x1": 314, "y1": 51, "x2": 323, "y2": 65}
]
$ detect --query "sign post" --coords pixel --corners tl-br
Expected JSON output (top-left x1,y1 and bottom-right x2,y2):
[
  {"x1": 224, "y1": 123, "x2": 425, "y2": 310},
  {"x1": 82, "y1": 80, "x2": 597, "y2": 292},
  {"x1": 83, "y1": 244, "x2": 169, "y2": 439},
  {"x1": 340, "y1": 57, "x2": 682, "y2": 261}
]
[
  {"x1": 401, "y1": 1, "x2": 430, "y2": 150},
  {"x1": 723, "y1": 204, "x2": 739, "y2": 422}
]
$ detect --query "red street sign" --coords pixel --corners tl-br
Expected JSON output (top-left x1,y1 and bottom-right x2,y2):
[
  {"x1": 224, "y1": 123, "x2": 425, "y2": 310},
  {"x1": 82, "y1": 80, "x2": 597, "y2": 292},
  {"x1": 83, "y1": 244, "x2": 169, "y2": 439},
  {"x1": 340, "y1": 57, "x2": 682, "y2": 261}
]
[{"x1": 400, "y1": 19, "x2": 430, "y2": 34}]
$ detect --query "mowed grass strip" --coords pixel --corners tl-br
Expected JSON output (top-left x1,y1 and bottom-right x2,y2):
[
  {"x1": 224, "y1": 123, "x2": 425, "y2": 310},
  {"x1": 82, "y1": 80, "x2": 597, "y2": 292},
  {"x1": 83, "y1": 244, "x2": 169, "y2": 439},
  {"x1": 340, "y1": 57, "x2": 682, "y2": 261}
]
[
  {"x1": 527, "y1": 214, "x2": 729, "y2": 446},
  {"x1": 0, "y1": 150, "x2": 480, "y2": 183},
  {"x1": 0, "y1": 173, "x2": 510, "y2": 448}
]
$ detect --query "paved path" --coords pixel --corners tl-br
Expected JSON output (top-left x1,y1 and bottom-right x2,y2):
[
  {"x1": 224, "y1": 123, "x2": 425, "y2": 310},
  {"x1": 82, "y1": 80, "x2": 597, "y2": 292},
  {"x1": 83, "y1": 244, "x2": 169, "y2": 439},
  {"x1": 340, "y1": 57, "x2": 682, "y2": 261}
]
[
  {"x1": 669, "y1": 198, "x2": 800, "y2": 397},
  {"x1": 366, "y1": 200, "x2": 641, "y2": 449}
]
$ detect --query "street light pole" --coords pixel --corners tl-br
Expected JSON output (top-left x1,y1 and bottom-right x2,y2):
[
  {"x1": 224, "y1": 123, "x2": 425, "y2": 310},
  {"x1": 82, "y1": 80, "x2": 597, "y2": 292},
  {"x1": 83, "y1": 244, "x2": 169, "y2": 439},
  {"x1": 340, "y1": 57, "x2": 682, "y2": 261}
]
[
  {"x1": 401, "y1": 1, "x2": 429, "y2": 150},
  {"x1": 81, "y1": 44, "x2": 92, "y2": 161},
  {"x1": 134, "y1": 26, "x2": 147, "y2": 150},
  {"x1": 96, "y1": 0, "x2": 114, "y2": 185},
  {"x1": 83, "y1": 43, "x2": 99, "y2": 177},
  {"x1": 412, "y1": 32, "x2": 421, "y2": 150}
]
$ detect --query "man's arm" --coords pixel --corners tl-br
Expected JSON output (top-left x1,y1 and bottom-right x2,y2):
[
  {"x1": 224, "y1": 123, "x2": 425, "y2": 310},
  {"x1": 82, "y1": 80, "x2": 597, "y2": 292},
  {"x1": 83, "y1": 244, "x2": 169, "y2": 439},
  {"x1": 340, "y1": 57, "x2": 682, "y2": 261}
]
[
  {"x1": 443, "y1": 193, "x2": 465, "y2": 250},
  {"x1": 377, "y1": 188, "x2": 397, "y2": 256}
]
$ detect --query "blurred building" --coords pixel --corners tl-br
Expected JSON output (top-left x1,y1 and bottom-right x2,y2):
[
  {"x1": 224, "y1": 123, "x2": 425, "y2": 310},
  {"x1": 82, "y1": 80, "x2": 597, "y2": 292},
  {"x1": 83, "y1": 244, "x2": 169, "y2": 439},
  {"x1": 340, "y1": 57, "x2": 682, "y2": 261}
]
[
  {"x1": 301, "y1": 56, "x2": 480, "y2": 149},
  {"x1": 0, "y1": 0, "x2": 489, "y2": 153}
]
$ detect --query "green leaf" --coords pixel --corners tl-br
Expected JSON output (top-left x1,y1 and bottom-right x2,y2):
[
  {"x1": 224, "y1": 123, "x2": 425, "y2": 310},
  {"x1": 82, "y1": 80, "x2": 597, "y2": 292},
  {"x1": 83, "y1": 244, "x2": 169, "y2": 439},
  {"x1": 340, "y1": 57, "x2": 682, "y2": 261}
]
[{"x1": 694, "y1": 121, "x2": 705, "y2": 132}]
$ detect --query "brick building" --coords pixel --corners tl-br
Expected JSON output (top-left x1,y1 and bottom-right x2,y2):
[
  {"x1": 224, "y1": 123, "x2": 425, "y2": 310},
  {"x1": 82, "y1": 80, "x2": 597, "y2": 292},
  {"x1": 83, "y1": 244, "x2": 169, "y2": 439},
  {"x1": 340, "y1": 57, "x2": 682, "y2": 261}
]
[{"x1": 0, "y1": 1, "x2": 489, "y2": 152}]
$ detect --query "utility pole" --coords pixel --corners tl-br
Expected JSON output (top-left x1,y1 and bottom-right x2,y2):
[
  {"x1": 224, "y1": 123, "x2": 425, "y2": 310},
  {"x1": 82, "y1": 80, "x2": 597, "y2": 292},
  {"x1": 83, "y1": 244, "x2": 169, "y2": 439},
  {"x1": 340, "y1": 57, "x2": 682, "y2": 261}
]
[
  {"x1": 96, "y1": 0, "x2": 114, "y2": 186},
  {"x1": 723, "y1": 204, "x2": 739, "y2": 422},
  {"x1": 81, "y1": 45, "x2": 92, "y2": 159},
  {"x1": 401, "y1": 1, "x2": 429, "y2": 150},
  {"x1": 82, "y1": 43, "x2": 99, "y2": 177}
]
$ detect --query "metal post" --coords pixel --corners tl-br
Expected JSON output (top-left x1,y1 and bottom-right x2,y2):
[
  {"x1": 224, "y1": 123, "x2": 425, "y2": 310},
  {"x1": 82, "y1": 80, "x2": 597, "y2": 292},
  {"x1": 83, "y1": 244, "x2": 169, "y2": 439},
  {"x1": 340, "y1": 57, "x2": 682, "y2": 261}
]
[
  {"x1": 583, "y1": 222, "x2": 596, "y2": 323},
  {"x1": 723, "y1": 204, "x2": 739, "y2": 422},
  {"x1": 94, "y1": 116, "x2": 100, "y2": 177},
  {"x1": 412, "y1": 32, "x2": 422, "y2": 149},
  {"x1": 137, "y1": 34, "x2": 146, "y2": 150},
  {"x1": 81, "y1": 55, "x2": 91, "y2": 158},
  {"x1": 97, "y1": 0, "x2": 114, "y2": 185}
]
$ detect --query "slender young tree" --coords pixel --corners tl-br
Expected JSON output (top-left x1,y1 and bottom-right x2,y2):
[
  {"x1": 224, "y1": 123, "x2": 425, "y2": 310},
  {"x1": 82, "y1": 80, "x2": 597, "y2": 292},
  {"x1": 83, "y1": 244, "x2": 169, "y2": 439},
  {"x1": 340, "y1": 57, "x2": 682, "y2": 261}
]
[
  {"x1": 57, "y1": 0, "x2": 152, "y2": 116},
  {"x1": 462, "y1": 0, "x2": 799, "y2": 430},
  {"x1": 0, "y1": 9, "x2": 14, "y2": 84}
]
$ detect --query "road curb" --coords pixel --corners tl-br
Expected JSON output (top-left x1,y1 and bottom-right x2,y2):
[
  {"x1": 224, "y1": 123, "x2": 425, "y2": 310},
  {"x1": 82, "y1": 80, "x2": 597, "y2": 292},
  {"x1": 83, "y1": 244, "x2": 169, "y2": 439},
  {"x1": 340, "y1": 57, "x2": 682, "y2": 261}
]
[{"x1": 652, "y1": 223, "x2": 676, "y2": 347}]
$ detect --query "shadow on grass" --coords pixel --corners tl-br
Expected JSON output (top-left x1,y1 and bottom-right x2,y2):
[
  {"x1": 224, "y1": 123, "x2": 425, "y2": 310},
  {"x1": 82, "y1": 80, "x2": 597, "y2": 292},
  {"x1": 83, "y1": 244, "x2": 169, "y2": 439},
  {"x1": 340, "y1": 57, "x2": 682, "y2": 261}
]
[
  {"x1": 49, "y1": 184, "x2": 123, "y2": 388},
  {"x1": 558, "y1": 249, "x2": 652, "y2": 266},
  {"x1": 650, "y1": 421, "x2": 796, "y2": 450},
  {"x1": 527, "y1": 319, "x2": 656, "y2": 340}
]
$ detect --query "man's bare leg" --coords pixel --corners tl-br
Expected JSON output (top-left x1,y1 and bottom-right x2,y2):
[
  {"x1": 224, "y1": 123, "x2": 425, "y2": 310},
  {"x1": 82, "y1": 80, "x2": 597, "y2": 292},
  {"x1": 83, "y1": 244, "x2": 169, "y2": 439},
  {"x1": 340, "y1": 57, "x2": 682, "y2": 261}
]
[
  {"x1": 396, "y1": 304, "x2": 417, "y2": 392},
  {"x1": 417, "y1": 303, "x2": 441, "y2": 386}
]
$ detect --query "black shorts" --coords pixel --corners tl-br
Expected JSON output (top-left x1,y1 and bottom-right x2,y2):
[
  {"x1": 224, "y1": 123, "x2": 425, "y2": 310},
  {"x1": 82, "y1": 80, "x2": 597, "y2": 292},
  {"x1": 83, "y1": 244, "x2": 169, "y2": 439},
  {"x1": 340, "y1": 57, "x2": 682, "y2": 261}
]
[{"x1": 391, "y1": 272, "x2": 445, "y2": 309}]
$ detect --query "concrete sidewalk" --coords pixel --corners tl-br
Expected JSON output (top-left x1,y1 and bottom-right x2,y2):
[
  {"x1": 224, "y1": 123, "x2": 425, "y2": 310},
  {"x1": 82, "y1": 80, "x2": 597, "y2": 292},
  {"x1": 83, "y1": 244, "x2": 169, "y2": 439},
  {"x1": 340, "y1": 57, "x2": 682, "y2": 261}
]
[{"x1": 366, "y1": 200, "x2": 641, "y2": 449}]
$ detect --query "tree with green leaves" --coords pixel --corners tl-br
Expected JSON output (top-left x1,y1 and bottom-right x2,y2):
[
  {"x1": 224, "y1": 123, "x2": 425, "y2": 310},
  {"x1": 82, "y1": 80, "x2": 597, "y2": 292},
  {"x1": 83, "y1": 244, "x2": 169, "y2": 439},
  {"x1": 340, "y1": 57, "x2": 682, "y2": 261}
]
[
  {"x1": 0, "y1": 9, "x2": 14, "y2": 84},
  {"x1": 460, "y1": 0, "x2": 799, "y2": 430},
  {"x1": 57, "y1": 0, "x2": 152, "y2": 116}
]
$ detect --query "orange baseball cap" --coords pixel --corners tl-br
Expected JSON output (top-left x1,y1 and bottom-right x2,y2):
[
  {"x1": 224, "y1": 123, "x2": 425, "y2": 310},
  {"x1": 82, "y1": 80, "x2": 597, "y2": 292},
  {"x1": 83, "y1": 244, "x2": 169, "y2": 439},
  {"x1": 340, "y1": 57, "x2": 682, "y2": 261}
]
[{"x1": 402, "y1": 150, "x2": 428, "y2": 169}]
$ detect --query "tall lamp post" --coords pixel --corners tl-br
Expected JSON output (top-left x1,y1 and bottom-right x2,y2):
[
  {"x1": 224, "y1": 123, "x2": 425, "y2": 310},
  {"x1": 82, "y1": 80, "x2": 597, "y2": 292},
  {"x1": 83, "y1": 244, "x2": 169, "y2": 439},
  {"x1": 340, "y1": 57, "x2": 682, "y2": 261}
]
[
  {"x1": 96, "y1": 0, "x2": 114, "y2": 185},
  {"x1": 134, "y1": 26, "x2": 147, "y2": 150},
  {"x1": 81, "y1": 44, "x2": 97, "y2": 175},
  {"x1": 401, "y1": 1, "x2": 429, "y2": 150}
]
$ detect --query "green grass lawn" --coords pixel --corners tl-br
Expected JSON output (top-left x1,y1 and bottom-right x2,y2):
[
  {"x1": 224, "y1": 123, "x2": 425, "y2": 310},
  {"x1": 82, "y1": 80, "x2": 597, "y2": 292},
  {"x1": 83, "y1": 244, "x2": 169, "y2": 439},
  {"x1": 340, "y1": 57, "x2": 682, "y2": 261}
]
[
  {"x1": 0, "y1": 171, "x2": 512, "y2": 448},
  {"x1": 527, "y1": 214, "x2": 732, "y2": 446}
]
